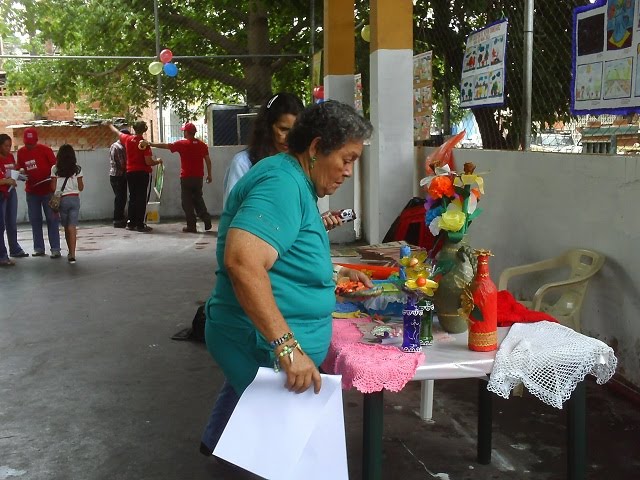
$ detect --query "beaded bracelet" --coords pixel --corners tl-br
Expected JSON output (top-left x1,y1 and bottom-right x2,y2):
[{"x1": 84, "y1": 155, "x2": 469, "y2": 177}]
[
  {"x1": 269, "y1": 332, "x2": 293, "y2": 349},
  {"x1": 273, "y1": 341, "x2": 305, "y2": 372}
]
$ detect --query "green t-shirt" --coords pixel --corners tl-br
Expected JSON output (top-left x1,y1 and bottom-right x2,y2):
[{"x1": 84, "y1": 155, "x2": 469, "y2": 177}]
[{"x1": 205, "y1": 153, "x2": 334, "y2": 391}]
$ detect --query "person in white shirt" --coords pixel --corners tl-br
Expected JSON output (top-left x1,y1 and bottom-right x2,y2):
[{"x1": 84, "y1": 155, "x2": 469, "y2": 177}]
[
  {"x1": 223, "y1": 92, "x2": 304, "y2": 205},
  {"x1": 50, "y1": 144, "x2": 84, "y2": 263}
]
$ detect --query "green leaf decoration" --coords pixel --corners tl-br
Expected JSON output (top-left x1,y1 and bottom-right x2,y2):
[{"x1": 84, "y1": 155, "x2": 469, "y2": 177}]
[{"x1": 454, "y1": 185, "x2": 469, "y2": 198}]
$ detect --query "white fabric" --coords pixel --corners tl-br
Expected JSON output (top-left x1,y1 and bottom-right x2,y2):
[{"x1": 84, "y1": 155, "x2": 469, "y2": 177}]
[
  {"x1": 51, "y1": 166, "x2": 83, "y2": 196},
  {"x1": 487, "y1": 321, "x2": 617, "y2": 409},
  {"x1": 222, "y1": 149, "x2": 250, "y2": 207}
]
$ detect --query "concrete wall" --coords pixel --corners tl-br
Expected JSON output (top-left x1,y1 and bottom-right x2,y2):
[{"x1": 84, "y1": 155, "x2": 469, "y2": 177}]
[
  {"x1": 363, "y1": 148, "x2": 638, "y2": 389},
  {"x1": 13, "y1": 145, "x2": 639, "y2": 389},
  {"x1": 13, "y1": 145, "x2": 245, "y2": 223}
]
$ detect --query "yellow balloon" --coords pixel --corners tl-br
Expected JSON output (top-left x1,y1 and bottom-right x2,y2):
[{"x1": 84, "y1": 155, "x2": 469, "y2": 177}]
[
  {"x1": 361, "y1": 25, "x2": 370, "y2": 42},
  {"x1": 148, "y1": 61, "x2": 163, "y2": 75}
]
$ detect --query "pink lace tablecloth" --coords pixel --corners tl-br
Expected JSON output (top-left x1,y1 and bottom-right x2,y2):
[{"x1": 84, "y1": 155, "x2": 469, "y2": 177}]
[{"x1": 321, "y1": 318, "x2": 425, "y2": 394}]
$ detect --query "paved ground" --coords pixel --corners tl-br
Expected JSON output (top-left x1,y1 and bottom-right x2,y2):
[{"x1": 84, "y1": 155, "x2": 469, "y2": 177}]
[{"x1": 1, "y1": 221, "x2": 639, "y2": 480}]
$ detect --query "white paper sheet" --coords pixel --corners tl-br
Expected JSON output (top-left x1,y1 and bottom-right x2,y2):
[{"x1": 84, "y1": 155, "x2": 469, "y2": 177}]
[{"x1": 214, "y1": 367, "x2": 348, "y2": 480}]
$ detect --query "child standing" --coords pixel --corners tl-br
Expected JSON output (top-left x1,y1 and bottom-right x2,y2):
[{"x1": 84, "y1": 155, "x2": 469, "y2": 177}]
[{"x1": 50, "y1": 144, "x2": 84, "y2": 263}]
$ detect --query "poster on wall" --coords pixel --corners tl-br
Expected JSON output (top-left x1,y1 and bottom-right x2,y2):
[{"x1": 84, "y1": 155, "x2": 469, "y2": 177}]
[
  {"x1": 459, "y1": 19, "x2": 508, "y2": 109},
  {"x1": 312, "y1": 50, "x2": 323, "y2": 87},
  {"x1": 413, "y1": 50, "x2": 433, "y2": 141},
  {"x1": 354, "y1": 73, "x2": 363, "y2": 115},
  {"x1": 572, "y1": 0, "x2": 640, "y2": 115}
]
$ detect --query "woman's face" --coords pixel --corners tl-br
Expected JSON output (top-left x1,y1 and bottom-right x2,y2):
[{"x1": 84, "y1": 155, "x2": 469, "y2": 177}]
[
  {"x1": 271, "y1": 113, "x2": 297, "y2": 153},
  {"x1": 0, "y1": 139, "x2": 12, "y2": 157},
  {"x1": 312, "y1": 140, "x2": 364, "y2": 198}
]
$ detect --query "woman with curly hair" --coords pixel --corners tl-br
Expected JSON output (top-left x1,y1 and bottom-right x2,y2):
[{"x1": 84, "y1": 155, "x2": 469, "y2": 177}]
[
  {"x1": 200, "y1": 100, "x2": 374, "y2": 457},
  {"x1": 50, "y1": 144, "x2": 84, "y2": 263}
]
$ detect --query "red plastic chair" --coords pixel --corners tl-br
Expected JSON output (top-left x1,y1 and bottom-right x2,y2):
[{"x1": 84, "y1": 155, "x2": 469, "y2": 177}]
[{"x1": 392, "y1": 204, "x2": 434, "y2": 249}]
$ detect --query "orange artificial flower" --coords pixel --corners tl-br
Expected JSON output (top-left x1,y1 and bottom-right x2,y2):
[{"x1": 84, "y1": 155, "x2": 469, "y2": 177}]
[{"x1": 427, "y1": 176, "x2": 455, "y2": 200}]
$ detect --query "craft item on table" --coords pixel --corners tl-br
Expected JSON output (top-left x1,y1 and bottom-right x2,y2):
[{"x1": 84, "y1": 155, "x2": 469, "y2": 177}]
[
  {"x1": 361, "y1": 280, "x2": 406, "y2": 318},
  {"x1": 356, "y1": 322, "x2": 402, "y2": 345},
  {"x1": 487, "y1": 321, "x2": 617, "y2": 409},
  {"x1": 335, "y1": 278, "x2": 383, "y2": 299},
  {"x1": 458, "y1": 249, "x2": 498, "y2": 352},
  {"x1": 333, "y1": 263, "x2": 399, "y2": 280},
  {"x1": 421, "y1": 154, "x2": 487, "y2": 334},
  {"x1": 496, "y1": 290, "x2": 557, "y2": 326},
  {"x1": 401, "y1": 296, "x2": 424, "y2": 352},
  {"x1": 398, "y1": 244, "x2": 411, "y2": 281},
  {"x1": 419, "y1": 299, "x2": 435, "y2": 346},
  {"x1": 322, "y1": 318, "x2": 425, "y2": 393},
  {"x1": 332, "y1": 301, "x2": 362, "y2": 319}
]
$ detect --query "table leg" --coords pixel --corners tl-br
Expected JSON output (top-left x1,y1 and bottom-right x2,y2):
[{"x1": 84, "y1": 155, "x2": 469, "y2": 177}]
[
  {"x1": 567, "y1": 380, "x2": 586, "y2": 480},
  {"x1": 363, "y1": 391, "x2": 384, "y2": 480},
  {"x1": 419, "y1": 379, "x2": 435, "y2": 421},
  {"x1": 477, "y1": 378, "x2": 493, "y2": 464}
]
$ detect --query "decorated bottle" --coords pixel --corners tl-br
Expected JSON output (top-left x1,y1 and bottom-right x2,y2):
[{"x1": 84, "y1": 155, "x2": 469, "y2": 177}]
[
  {"x1": 401, "y1": 295, "x2": 422, "y2": 352},
  {"x1": 467, "y1": 249, "x2": 498, "y2": 352},
  {"x1": 419, "y1": 298, "x2": 434, "y2": 346}
]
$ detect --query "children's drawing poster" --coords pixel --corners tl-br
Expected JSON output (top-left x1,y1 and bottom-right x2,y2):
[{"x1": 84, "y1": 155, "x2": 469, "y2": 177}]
[
  {"x1": 572, "y1": 0, "x2": 640, "y2": 115},
  {"x1": 354, "y1": 73, "x2": 363, "y2": 115},
  {"x1": 413, "y1": 50, "x2": 433, "y2": 141},
  {"x1": 459, "y1": 19, "x2": 508, "y2": 109}
]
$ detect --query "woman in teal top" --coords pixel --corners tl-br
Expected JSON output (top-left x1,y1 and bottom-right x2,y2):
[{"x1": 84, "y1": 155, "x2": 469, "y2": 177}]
[{"x1": 201, "y1": 100, "x2": 373, "y2": 456}]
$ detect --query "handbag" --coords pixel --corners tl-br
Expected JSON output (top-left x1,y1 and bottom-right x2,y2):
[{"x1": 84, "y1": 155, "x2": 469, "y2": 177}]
[{"x1": 48, "y1": 177, "x2": 69, "y2": 213}]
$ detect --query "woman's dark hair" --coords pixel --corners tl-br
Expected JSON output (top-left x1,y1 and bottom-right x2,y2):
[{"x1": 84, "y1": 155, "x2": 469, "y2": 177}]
[
  {"x1": 55, "y1": 144, "x2": 81, "y2": 178},
  {"x1": 287, "y1": 100, "x2": 373, "y2": 156},
  {"x1": 0, "y1": 133, "x2": 11, "y2": 145},
  {"x1": 247, "y1": 92, "x2": 304, "y2": 165}
]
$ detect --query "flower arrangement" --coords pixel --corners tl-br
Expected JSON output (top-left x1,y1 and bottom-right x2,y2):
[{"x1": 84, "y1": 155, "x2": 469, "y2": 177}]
[
  {"x1": 398, "y1": 250, "x2": 438, "y2": 297},
  {"x1": 420, "y1": 161, "x2": 485, "y2": 250}
]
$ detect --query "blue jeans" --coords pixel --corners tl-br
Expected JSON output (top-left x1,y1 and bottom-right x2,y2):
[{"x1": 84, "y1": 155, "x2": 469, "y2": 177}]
[
  {"x1": 201, "y1": 380, "x2": 240, "y2": 453},
  {"x1": 0, "y1": 195, "x2": 8, "y2": 260},
  {"x1": 26, "y1": 192, "x2": 60, "y2": 254},
  {"x1": 5, "y1": 188, "x2": 25, "y2": 255}
]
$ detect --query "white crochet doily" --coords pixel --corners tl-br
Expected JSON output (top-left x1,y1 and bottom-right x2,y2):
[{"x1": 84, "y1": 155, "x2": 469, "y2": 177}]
[{"x1": 487, "y1": 321, "x2": 617, "y2": 409}]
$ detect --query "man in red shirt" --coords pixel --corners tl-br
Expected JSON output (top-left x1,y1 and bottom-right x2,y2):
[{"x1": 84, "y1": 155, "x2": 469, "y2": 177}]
[
  {"x1": 149, "y1": 122, "x2": 212, "y2": 233},
  {"x1": 108, "y1": 121, "x2": 162, "y2": 233},
  {"x1": 16, "y1": 127, "x2": 61, "y2": 258}
]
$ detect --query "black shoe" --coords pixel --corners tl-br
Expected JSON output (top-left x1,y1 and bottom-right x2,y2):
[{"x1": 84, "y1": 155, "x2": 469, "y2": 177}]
[
  {"x1": 136, "y1": 225, "x2": 153, "y2": 233},
  {"x1": 204, "y1": 218, "x2": 212, "y2": 231},
  {"x1": 183, "y1": 226, "x2": 197, "y2": 233},
  {"x1": 113, "y1": 221, "x2": 127, "y2": 229},
  {"x1": 199, "y1": 442, "x2": 213, "y2": 457},
  {"x1": 10, "y1": 251, "x2": 29, "y2": 258},
  {"x1": 31, "y1": 252, "x2": 46, "y2": 257}
]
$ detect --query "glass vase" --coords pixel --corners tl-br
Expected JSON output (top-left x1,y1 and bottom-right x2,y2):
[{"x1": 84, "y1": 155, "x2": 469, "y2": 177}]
[{"x1": 401, "y1": 296, "x2": 422, "y2": 352}]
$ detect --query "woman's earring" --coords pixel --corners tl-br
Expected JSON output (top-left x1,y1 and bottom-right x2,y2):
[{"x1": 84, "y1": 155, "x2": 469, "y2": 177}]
[{"x1": 310, "y1": 156, "x2": 317, "y2": 169}]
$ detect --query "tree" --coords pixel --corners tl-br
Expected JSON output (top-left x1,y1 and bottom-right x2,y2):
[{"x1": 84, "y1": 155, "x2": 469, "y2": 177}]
[{"x1": 1, "y1": 0, "x2": 315, "y2": 119}]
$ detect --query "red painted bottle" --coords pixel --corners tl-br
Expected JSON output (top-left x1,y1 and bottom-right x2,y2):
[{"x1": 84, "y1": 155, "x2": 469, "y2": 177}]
[{"x1": 468, "y1": 250, "x2": 498, "y2": 352}]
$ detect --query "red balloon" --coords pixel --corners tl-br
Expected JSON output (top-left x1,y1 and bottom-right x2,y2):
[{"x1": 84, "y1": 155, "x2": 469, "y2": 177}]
[
  {"x1": 159, "y1": 49, "x2": 173, "y2": 64},
  {"x1": 313, "y1": 85, "x2": 324, "y2": 100}
]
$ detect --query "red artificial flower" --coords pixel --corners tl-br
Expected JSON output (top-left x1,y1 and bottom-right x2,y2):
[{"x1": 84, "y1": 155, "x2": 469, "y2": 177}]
[{"x1": 427, "y1": 176, "x2": 455, "y2": 199}]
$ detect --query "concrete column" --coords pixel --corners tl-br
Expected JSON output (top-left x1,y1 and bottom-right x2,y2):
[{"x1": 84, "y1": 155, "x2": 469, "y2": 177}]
[
  {"x1": 364, "y1": 0, "x2": 414, "y2": 243},
  {"x1": 323, "y1": 0, "x2": 356, "y2": 242}
]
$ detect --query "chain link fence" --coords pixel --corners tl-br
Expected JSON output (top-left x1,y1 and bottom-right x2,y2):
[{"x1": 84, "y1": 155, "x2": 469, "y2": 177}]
[{"x1": 414, "y1": 0, "x2": 640, "y2": 154}]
